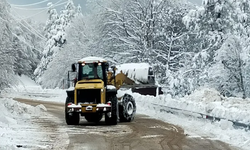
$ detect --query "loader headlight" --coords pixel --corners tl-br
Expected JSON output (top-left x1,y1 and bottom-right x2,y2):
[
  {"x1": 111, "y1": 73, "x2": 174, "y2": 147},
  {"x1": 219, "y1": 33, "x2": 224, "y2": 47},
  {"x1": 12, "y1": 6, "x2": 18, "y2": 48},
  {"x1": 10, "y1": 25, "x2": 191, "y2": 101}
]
[{"x1": 101, "y1": 89, "x2": 104, "y2": 92}]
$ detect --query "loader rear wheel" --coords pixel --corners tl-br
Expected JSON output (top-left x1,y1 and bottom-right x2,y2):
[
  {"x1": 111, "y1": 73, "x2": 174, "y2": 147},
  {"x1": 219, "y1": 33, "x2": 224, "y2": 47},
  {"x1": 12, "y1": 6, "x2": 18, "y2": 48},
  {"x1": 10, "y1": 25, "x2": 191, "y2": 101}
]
[
  {"x1": 85, "y1": 114, "x2": 103, "y2": 123},
  {"x1": 65, "y1": 97, "x2": 80, "y2": 125},
  {"x1": 119, "y1": 94, "x2": 136, "y2": 122},
  {"x1": 105, "y1": 95, "x2": 118, "y2": 125}
]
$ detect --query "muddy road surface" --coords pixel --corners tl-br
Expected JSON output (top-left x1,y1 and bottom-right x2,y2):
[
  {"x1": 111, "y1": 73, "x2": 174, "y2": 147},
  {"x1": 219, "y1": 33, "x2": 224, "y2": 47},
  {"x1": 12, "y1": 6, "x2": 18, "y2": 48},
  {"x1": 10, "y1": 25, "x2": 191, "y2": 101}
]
[{"x1": 14, "y1": 98, "x2": 238, "y2": 150}]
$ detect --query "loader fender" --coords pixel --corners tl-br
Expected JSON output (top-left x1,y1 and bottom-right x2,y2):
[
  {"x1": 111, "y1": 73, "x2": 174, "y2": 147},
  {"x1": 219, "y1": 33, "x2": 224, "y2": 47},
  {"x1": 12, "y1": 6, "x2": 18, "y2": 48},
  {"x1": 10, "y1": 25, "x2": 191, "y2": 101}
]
[{"x1": 106, "y1": 88, "x2": 117, "y2": 98}]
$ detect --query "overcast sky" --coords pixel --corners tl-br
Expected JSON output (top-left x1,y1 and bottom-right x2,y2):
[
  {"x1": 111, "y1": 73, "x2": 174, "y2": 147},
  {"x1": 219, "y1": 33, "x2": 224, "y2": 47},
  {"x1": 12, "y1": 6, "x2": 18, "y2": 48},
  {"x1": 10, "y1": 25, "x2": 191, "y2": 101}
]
[{"x1": 6, "y1": 0, "x2": 202, "y2": 23}]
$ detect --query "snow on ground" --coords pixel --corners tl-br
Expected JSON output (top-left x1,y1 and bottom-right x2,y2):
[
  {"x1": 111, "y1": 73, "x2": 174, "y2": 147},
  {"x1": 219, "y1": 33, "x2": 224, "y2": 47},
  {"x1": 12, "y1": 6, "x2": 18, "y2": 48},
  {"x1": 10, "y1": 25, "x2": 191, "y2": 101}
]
[
  {"x1": 0, "y1": 97, "x2": 51, "y2": 149},
  {"x1": 131, "y1": 90, "x2": 250, "y2": 150},
  {"x1": 0, "y1": 75, "x2": 68, "y2": 149},
  {"x1": 1, "y1": 75, "x2": 250, "y2": 149},
  {"x1": 3, "y1": 75, "x2": 67, "y2": 103},
  {"x1": 118, "y1": 88, "x2": 250, "y2": 150}
]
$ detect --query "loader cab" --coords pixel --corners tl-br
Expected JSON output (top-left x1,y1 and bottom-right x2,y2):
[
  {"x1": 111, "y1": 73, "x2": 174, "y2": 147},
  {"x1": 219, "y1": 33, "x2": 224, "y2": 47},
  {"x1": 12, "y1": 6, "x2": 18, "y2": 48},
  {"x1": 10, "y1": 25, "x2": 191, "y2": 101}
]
[
  {"x1": 74, "y1": 57, "x2": 109, "y2": 86},
  {"x1": 79, "y1": 63, "x2": 104, "y2": 80}
]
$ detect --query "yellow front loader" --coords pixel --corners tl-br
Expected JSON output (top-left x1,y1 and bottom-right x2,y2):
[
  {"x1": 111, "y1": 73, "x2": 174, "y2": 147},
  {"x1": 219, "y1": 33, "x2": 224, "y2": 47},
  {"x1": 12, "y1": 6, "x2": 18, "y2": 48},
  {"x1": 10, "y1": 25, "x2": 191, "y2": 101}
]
[{"x1": 65, "y1": 57, "x2": 136, "y2": 125}]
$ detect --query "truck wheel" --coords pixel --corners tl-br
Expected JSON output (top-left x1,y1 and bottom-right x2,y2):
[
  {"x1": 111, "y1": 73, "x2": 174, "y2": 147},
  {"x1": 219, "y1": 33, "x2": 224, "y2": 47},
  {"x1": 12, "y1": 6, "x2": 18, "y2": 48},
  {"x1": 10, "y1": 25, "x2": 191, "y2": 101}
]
[
  {"x1": 105, "y1": 95, "x2": 118, "y2": 125},
  {"x1": 119, "y1": 94, "x2": 136, "y2": 122},
  {"x1": 85, "y1": 114, "x2": 103, "y2": 123},
  {"x1": 65, "y1": 97, "x2": 79, "y2": 125}
]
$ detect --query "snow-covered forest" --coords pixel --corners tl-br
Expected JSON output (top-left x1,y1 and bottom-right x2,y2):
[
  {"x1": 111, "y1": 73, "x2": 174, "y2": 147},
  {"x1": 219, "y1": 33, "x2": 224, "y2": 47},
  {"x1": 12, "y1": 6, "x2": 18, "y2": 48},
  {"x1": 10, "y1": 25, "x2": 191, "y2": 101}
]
[
  {"x1": 1, "y1": 0, "x2": 250, "y2": 99},
  {"x1": 0, "y1": 0, "x2": 43, "y2": 89}
]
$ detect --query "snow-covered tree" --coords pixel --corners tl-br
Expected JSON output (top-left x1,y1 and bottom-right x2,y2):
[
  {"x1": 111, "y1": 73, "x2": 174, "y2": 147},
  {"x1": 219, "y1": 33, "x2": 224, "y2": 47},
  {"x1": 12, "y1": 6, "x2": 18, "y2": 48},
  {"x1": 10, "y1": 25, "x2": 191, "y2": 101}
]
[
  {"x1": 87, "y1": 0, "x2": 190, "y2": 84},
  {"x1": 35, "y1": 0, "x2": 79, "y2": 85},
  {"x1": 12, "y1": 20, "x2": 43, "y2": 77},
  {"x1": 209, "y1": 35, "x2": 248, "y2": 98},
  {"x1": 12, "y1": 28, "x2": 32, "y2": 76},
  {"x1": 181, "y1": 0, "x2": 250, "y2": 98},
  {"x1": 60, "y1": 0, "x2": 76, "y2": 27},
  {"x1": 40, "y1": 15, "x2": 87, "y2": 88},
  {"x1": 152, "y1": 2, "x2": 190, "y2": 85},
  {"x1": 181, "y1": 0, "x2": 234, "y2": 94},
  {"x1": 34, "y1": 2, "x2": 59, "y2": 82},
  {"x1": 183, "y1": 0, "x2": 237, "y2": 67},
  {"x1": 0, "y1": 0, "x2": 15, "y2": 90}
]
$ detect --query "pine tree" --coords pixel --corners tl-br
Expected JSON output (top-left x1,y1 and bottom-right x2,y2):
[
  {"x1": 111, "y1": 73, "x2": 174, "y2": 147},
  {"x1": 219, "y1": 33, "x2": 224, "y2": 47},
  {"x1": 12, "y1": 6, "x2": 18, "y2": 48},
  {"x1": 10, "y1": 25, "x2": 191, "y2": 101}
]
[
  {"x1": 40, "y1": 14, "x2": 86, "y2": 88},
  {"x1": 35, "y1": 0, "x2": 82, "y2": 88},
  {"x1": 34, "y1": 2, "x2": 60, "y2": 82},
  {"x1": 35, "y1": 1, "x2": 76, "y2": 84}
]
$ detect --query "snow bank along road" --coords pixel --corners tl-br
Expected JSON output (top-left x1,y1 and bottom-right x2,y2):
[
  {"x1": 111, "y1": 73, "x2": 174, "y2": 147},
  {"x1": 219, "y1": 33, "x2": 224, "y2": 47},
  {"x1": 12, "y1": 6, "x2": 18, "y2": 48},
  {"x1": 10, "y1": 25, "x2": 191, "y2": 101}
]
[{"x1": 14, "y1": 98, "x2": 237, "y2": 150}]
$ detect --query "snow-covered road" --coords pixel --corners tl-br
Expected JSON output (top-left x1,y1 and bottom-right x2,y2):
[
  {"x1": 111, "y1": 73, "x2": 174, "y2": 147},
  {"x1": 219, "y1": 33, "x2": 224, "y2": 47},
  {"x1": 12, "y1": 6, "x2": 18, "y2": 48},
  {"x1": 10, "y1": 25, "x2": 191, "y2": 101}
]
[
  {"x1": 0, "y1": 75, "x2": 250, "y2": 149},
  {"x1": 4, "y1": 98, "x2": 238, "y2": 150}
]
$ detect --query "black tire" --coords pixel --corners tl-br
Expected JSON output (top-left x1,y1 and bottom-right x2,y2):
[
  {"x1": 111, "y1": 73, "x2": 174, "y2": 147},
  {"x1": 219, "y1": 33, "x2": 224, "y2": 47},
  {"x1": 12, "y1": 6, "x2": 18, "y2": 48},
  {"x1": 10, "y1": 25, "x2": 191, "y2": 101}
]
[
  {"x1": 65, "y1": 97, "x2": 80, "y2": 125},
  {"x1": 119, "y1": 94, "x2": 136, "y2": 122},
  {"x1": 85, "y1": 114, "x2": 103, "y2": 123},
  {"x1": 105, "y1": 95, "x2": 118, "y2": 125}
]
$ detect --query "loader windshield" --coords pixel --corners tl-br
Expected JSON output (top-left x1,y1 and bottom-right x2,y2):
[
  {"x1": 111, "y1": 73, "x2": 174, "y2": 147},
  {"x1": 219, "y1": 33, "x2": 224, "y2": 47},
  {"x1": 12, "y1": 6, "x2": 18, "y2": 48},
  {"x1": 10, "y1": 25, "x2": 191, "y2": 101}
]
[{"x1": 82, "y1": 63, "x2": 103, "y2": 79}]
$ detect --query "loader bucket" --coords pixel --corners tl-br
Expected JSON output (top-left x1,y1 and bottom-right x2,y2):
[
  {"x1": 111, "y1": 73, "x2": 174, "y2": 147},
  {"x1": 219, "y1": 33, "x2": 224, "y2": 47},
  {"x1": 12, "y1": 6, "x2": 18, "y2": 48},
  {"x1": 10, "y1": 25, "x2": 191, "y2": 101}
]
[{"x1": 131, "y1": 85, "x2": 163, "y2": 97}]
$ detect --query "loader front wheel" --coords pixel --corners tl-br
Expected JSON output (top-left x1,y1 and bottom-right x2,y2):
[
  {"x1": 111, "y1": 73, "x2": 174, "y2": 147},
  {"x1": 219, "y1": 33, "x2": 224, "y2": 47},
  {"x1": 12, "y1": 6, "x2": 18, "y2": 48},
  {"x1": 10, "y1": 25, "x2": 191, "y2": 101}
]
[
  {"x1": 65, "y1": 97, "x2": 79, "y2": 125},
  {"x1": 119, "y1": 94, "x2": 136, "y2": 122}
]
